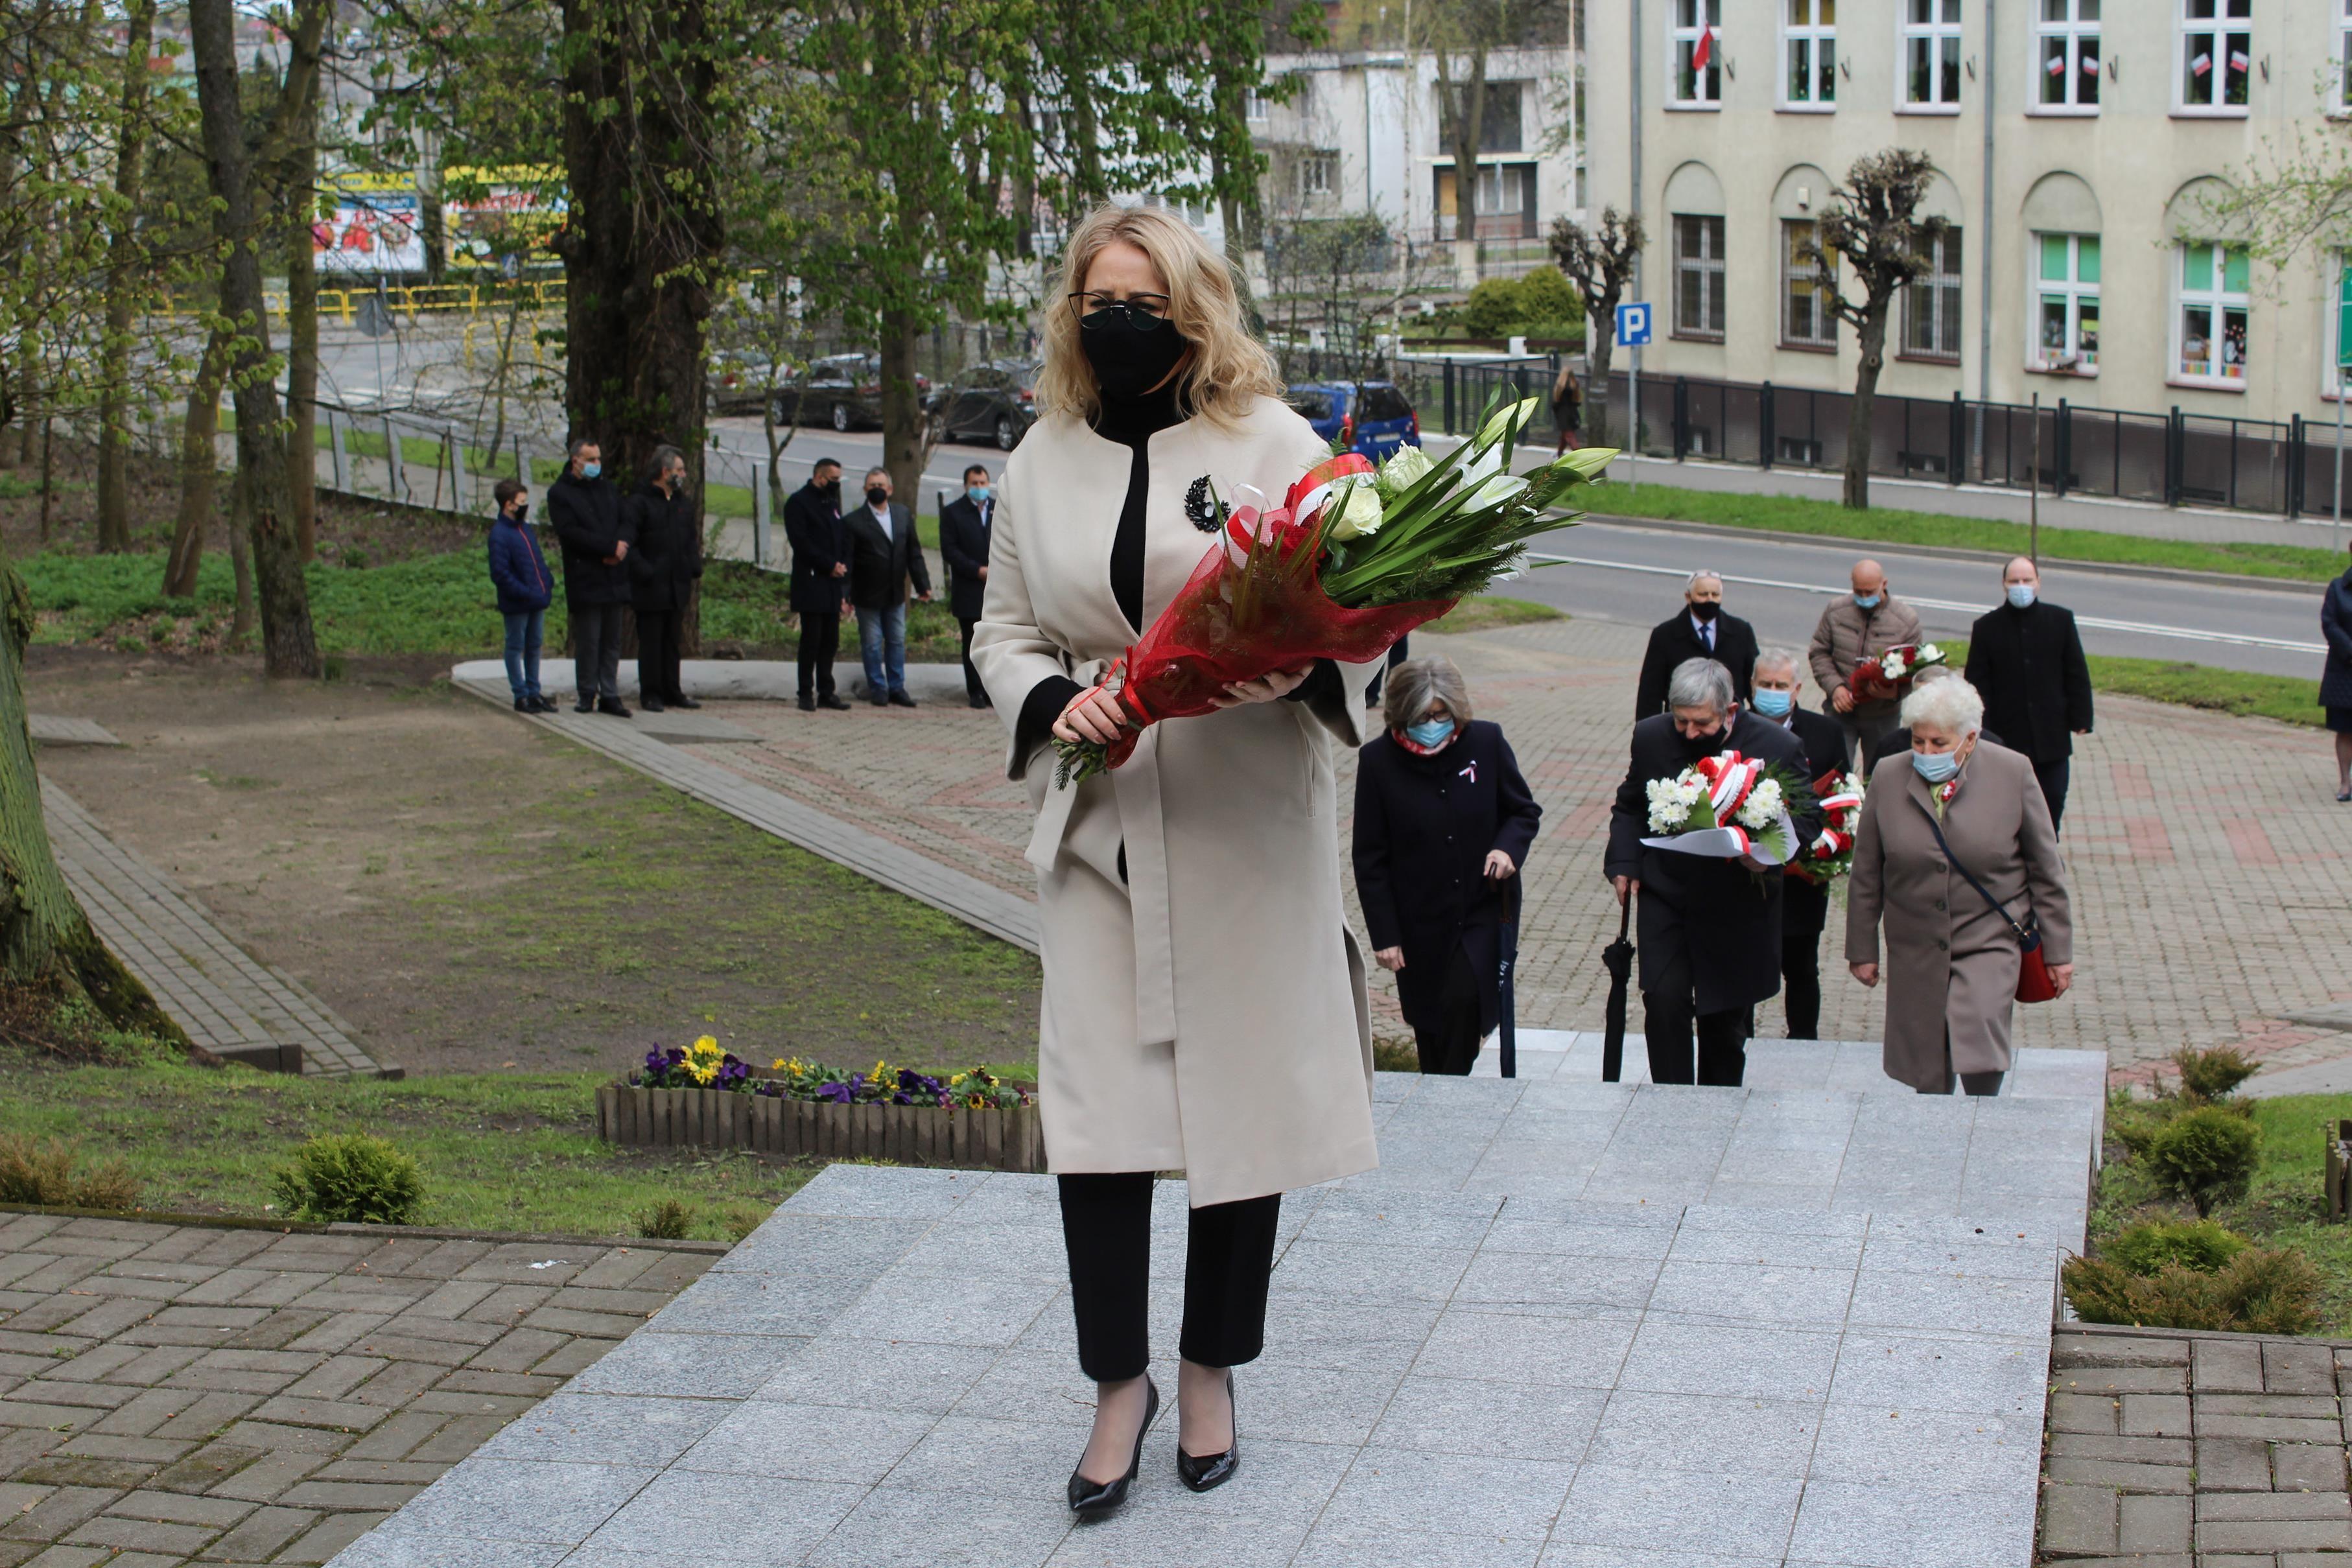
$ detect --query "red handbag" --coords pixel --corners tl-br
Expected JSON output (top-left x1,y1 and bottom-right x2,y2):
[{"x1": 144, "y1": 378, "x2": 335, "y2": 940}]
[{"x1": 1919, "y1": 801, "x2": 2060, "y2": 1005}]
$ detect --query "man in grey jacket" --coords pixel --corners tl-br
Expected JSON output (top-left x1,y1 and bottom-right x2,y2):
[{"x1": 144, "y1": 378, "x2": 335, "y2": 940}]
[{"x1": 1807, "y1": 558, "x2": 1923, "y2": 773}]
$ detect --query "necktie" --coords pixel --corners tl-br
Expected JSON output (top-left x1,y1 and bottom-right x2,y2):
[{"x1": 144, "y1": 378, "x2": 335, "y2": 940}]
[{"x1": 1702, "y1": 622, "x2": 1714, "y2": 651}]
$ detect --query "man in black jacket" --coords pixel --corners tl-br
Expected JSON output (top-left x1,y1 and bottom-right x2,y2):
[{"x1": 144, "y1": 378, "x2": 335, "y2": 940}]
[
  {"x1": 1750, "y1": 647, "x2": 1850, "y2": 1040},
  {"x1": 545, "y1": 438, "x2": 634, "y2": 716},
  {"x1": 1634, "y1": 570, "x2": 1760, "y2": 719},
  {"x1": 1964, "y1": 557, "x2": 2093, "y2": 830},
  {"x1": 844, "y1": 466, "x2": 932, "y2": 707},
  {"x1": 628, "y1": 446, "x2": 703, "y2": 714},
  {"x1": 938, "y1": 462, "x2": 994, "y2": 708},
  {"x1": 1605, "y1": 658, "x2": 1819, "y2": 1086},
  {"x1": 783, "y1": 458, "x2": 851, "y2": 711}
]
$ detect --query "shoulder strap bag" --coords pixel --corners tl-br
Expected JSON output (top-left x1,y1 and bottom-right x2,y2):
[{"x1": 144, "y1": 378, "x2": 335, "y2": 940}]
[{"x1": 1913, "y1": 797, "x2": 2058, "y2": 1005}]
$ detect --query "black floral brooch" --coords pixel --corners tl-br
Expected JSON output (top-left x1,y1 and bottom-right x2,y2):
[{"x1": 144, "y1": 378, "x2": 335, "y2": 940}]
[{"x1": 1183, "y1": 475, "x2": 1229, "y2": 533}]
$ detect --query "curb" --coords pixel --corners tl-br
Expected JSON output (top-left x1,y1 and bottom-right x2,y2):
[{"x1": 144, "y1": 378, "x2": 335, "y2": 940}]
[{"x1": 0, "y1": 1199, "x2": 733, "y2": 1252}]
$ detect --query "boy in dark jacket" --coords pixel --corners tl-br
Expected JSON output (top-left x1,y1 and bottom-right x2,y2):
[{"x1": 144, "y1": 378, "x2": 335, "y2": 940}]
[{"x1": 486, "y1": 478, "x2": 556, "y2": 712}]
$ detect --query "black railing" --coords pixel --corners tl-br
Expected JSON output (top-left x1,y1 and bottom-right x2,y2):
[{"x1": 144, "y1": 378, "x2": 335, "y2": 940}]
[{"x1": 1404, "y1": 358, "x2": 2343, "y2": 518}]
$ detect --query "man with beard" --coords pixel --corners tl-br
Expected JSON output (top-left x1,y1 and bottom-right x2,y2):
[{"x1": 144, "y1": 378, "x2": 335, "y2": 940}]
[
  {"x1": 1634, "y1": 570, "x2": 1759, "y2": 719},
  {"x1": 1605, "y1": 658, "x2": 1818, "y2": 1086}
]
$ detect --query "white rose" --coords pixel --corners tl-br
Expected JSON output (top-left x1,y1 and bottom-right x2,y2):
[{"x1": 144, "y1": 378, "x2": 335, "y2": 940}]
[
  {"x1": 1376, "y1": 445, "x2": 1433, "y2": 497},
  {"x1": 1919, "y1": 643, "x2": 1943, "y2": 662},
  {"x1": 1324, "y1": 480, "x2": 1384, "y2": 542}
]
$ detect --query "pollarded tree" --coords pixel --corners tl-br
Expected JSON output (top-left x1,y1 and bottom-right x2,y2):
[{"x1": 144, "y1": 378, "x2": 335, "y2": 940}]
[
  {"x1": 1548, "y1": 205, "x2": 1640, "y2": 446},
  {"x1": 1805, "y1": 149, "x2": 1944, "y2": 511}
]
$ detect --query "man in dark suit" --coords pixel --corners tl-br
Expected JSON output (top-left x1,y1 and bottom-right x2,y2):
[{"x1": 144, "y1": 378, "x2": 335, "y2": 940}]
[
  {"x1": 1605, "y1": 657, "x2": 1819, "y2": 1086},
  {"x1": 939, "y1": 462, "x2": 994, "y2": 708},
  {"x1": 628, "y1": 445, "x2": 702, "y2": 714},
  {"x1": 1750, "y1": 647, "x2": 1849, "y2": 1040},
  {"x1": 784, "y1": 458, "x2": 851, "y2": 711},
  {"x1": 1634, "y1": 570, "x2": 1760, "y2": 719},
  {"x1": 845, "y1": 466, "x2": 932, "y2": 708},
  {"x1": 1964, "y1": 557, "x2": 2094, "y2": 830},
  {"x1": 544, "y1": 438, "x2": 635, "y2": 716}
]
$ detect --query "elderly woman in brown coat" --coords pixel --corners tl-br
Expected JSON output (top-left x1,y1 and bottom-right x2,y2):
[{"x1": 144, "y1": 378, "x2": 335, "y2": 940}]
[{"x1": 1846, "y1": 677, "x2": 2075, "y2": 1095}]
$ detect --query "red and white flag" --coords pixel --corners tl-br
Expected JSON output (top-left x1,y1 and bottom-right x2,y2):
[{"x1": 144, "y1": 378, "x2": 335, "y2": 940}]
[{"x1": 1691, "y1": 25, "x2": 1715, "y2": 71}]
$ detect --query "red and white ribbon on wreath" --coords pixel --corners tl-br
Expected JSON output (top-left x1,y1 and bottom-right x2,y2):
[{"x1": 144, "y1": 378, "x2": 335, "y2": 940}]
[{"x1": 1691, "y1": 751, "x2": 1763, "y2": 822}]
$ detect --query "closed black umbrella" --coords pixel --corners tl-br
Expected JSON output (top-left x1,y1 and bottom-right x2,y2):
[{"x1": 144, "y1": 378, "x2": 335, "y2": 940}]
[
  {"x1": 1497, "y1": 875, "x2": 1521, "y2": 1079},
  {"x1": 1601, "y1": 889, "x2": 1634, "y2": 1082}
]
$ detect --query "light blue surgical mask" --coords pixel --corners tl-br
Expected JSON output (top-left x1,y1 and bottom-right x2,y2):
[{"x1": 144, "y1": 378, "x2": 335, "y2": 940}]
[
  {"x1": 2006, "y1": 583, "x2": 2036, "y2": 609},
  {"x1": 967, "y1": 485, "x2": 992, "y2": 505},
  {"x1": 1912, "y1": 749, "x2": 1960, "y2": 784},
  {"x1": 1405, "y1": 717, "x2": 1455, "y2": 749},
  {"x1": 1853, "y1": 592, "x2": 1882, "y2": 610},
  {"x1": 580, "y1": 462, "x2": 602, "y2": 480},
  {"x1": 1752, "y1": 688, "x2": 1793, "y2": 718}
]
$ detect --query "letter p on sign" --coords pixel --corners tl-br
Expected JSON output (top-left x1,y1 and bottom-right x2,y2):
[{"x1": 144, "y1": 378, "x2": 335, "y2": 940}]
[{"x1": 1616, "y1": 302, "x2": 1653, "y2": 347}]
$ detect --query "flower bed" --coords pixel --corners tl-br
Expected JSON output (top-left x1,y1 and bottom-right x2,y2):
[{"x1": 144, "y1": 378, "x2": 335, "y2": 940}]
[{"x1": 596, "y1": 1041, "x2": 1044, "y2": 1172}]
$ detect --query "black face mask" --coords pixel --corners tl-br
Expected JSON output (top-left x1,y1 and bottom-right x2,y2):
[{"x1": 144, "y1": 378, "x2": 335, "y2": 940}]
[
  {"x1": 1678, "y1": 723, "x2": 1728, "y2": 757},
  {"x1": 1689, "y1": 600, "x2": 1720, "y2": 624},
  {"x1": 819, "y1": 478, "x2": 841, "y2": 499},
  {"x1": 865, "y1": 486, "x2": 890, "y2": 508},
  {"x1": 1081, "y1": 309, "x2": 1191, "y2": 403},
  {"x1": 510, "y1": 504, "x2": 529, "y2": 524}
]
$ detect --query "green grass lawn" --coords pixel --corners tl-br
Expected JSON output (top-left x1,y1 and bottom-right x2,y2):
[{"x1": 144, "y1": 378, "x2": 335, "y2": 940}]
[
  {"x1": 1577, "y1": 478, "x2": 2348, "y2": 585},
  {"x1": 1420, "y1": 595, "x2": 1566, "y2": 635},
  {"x1": 1938, "y1": 637, "x2": 2324, "y2": 729},
  {"x1": 0, "y1": 1055, "x2": 827, "y2": 1241}
]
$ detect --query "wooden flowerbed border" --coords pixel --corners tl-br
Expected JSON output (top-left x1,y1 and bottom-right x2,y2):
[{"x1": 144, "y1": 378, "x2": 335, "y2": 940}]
[{"x1": 595, "y1": 1085, "x2": 1046, "y2": 1173}]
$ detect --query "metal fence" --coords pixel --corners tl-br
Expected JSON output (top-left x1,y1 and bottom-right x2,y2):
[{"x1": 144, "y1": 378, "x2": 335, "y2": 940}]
[{"x1": 1402, "y1": 358, "x2": 2352, "y2": 519}]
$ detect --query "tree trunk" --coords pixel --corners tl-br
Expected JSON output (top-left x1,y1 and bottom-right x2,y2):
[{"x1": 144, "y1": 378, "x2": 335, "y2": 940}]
[
  {"x1": 1844, "y1": 300, "x2": 1888, "y2": 510},
  {"x1": 282, "y1": 23, "x2": 321, "y2": 564},
  {"x1": 226, "y1": 465, "x2": 255, "y2": 646},
  {"x1": 1584, "y1": 307, "x2": 1616, "y2": 447},
  {"x1": 93, "y1": 0, "x2": 158, "y2": 556},
  {"x1": 878, "y1": 309, "x2": 926, "y2": 516},
  {"x1": 163, "y1": 329, "x2": 228, "y2": 599},
  {"x1": 0, "y1": 545, "x2": 187, "y2": 1044},
  {"x1": 189, "y1": 0, "x2": 319, "y2": 677}
]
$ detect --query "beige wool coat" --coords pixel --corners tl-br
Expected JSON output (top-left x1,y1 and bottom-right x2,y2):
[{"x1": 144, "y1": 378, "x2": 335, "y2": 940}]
[
  {"x1": 1844, "y1": 743, "x2": 2074, "y2": 1090},
  {"x1": 969, "y1": 395, "x2": 1381, "y2": 1208}
]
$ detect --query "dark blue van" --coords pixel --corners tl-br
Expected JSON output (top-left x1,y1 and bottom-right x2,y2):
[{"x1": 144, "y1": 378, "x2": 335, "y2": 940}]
[{"x1": 1284, "y1": 381, "x2": 1422, "y2": 460}]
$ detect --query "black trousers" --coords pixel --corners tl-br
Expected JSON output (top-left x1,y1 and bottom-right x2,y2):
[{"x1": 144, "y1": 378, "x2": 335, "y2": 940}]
[
  {"x1": 2034, "y1": 756, "x2": 2071, "y2": 834},
  {"x1": 958, "y1": 616, "x2": 984, "y2": 701},
  {"x1": 1413, "y1": 944, "x2": 1483, "y2": 1075},
  {"x1": 570, "y1": 602, "x2": 626, "y2": 701},
  {"x1": 1058, "y1": 1173, "x2": 1280, "y2": 1383},
  {"x1": 1780, "y1": 880, "x2": 1830, "y2": 1040},
  {"x1": 797, "y1": 611, "x2": 840, "y2": 699},
  {"x1": 636, "y1": 608, "x2": 683, "y2": 703},
  {"x1": 1643, "y1": 987, "x2": 1750, "y2": 1086}
]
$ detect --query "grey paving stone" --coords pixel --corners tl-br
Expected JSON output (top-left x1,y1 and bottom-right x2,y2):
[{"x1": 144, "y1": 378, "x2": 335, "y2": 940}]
[
  {"x1": 1299, "y1": 1193, "x2": 1505, "y2": 1250},
  {"x1": 1295, "y1": 1522, "x2": 1545, "y2": 1567},
  {"x1": 1479, "y1": 1203, "x2": 1682, "y2": 1261},
  {"x1": 570, "y1": 1469, "x2": 864, "y2": 1563},
  {"x1": 1369, "y1": 1377, "x2": 1606, "y2": 1460},
  {"x1": 1615, "y1": 1316, "x2": 1842, "y2": 1401},
  {"x1": 1807, "y1": 1402, "x2": 2041, "y2": 1493},
  {"x1": 1641, "y1": 1261, "x2": 1858, "y2": 1328},
  {"x1": 1270, "y1": 1241, "x2": 1477, "y2": 1305},
  {"x1": 822, "y1": 1270, "x2": 1059, "y2": 1347},
  {"x1": 1842, "y1": 1267, "x2": 2053, "y2": 1339},
  {"x1": 473, "y1": 1392, "x2": 728, "y2": 1467},
  {"x1": 783, "y1": 1165, "x2": 991, "y2": 1219},
  {"x1": 1827, "y1": 1329, "x2": 2048, "y2": 1417},
  {"x1": 1538, "y1": 1550, "x2": 1780, "y2": 1568},
  {"x1": 561, "y1": 1331, "x2": 800, "y2": 1401},
  {"x1": 1789, "y1": 1477, "x2": 2039, "y2": 1567},
  {"x1": 322, "y1": 1528, "x2": 569, "y2": 1567},
  {"x1": 1042, "y1": 1509, "x2": 1310, "y2": 1568},
  {"x1": 379, "y1": 1458, "x2": 655, "y2": 1545},
  {"x1": 711, "y1": 1215, "x2": 921, "y2": 1280},
  {"x1": 895, "y1": 1224, "x2": 1067, "y2": 1280},
  {"x1": 1450, "y1": 1250, "x2": 1662, "y2": 1313},
  {"x1": 1411, "y1": 1307, "x2": 1640, "y2": 1388},
  {"x1": 643, "y1": 1269, "x2": 869, "y2": 1337},
  {"x1": 758, "y1": 1339, "x2": 1002, "y2": 1417},
  {"x1": 1319, "y1": 1447, "x2": 1575, "y2": 1541},
  {"x1": 674, "y1": 1399, "x2": 934, "y2": 1484},
  {"x1": 1580, "y1": 1389, "x2": 1822, "y2": 1479},
  {"x1": 1552, "y1": 1462, "x2": 1802, "y2": 1559},
  {"x1": 798, "y1": 1483, "x2": 1072, "y2": 1568},
  {"x1": 1203, "y1": 1360, "x2": 1407, "y2": 1448},
  {"x1": 880, "y1": 1415, "x2": 1103, "y2": 1498}
]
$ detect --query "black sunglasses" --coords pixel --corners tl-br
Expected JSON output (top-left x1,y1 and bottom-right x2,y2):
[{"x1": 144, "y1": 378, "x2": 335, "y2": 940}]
[{"x1": 1071, "y1": 293, "x2": 1173, "y2": 331}]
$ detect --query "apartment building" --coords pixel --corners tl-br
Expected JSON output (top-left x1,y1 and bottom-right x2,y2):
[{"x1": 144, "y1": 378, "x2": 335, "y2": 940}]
[{"x1": 1583, "y1": 0, "x2": 2352, "y2": 426}]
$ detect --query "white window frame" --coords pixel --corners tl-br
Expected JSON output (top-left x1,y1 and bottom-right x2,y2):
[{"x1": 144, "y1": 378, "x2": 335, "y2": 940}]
[
  {"x1": 1668, "y1": 0, "x2": 1723, "y2": 108},
  {"x1": 2330, "y1": 251, "x2": 2352, "y2": 396},
  {"x1": 2172, "y1": 240, "x2": 2250, "y2": 388},
  {"x1": 1900, "y1": 0, "x2": 1963, "y2": 111},
  {"x1": 1901, "y1": 226, "x2": 1964, "y2": 360},
  {"x1": 1245, "y1": 88, "x2": 1269, "y2": 123},
  {"x1": 1782, "y1": 218, "x2": 1837, "y2": 347},
  {"x1": 2032, "y1": 0, "x2": 2101, "y2": 115},
  {"x1": 2175, "y1": 0, "x2": 2252, "y2": 117},
  {"x1": 2338, "y1": 0, "x2": 2352, "y2": 114},
  {"x1": 2030, "y1": 232, "x2": 2100, "y2": 375},
  {"x1": 1782, "y1": 0, "x2": 1838, "y2": 110},
  {"x1": 1673, "y1": 214, "x2": 1728, "y2": 341},
  {"x1": 1298, "y1": 152, "x2": 1336, "y2": 200}
]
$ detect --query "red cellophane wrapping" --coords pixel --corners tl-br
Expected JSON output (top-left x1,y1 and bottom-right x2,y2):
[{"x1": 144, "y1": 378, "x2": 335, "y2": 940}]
[{"x1": 1085, "y1": 459, "x2": 1454, "y2": 773}]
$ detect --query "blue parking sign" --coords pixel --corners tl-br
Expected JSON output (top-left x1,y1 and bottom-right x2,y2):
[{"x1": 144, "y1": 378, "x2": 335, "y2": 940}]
[{"x1": 1616, "y1": 301, "x2": 1653, "y2": 347}]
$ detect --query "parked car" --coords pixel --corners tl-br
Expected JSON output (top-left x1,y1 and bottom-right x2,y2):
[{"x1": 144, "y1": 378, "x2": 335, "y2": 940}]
[
  {"x1": 1284, "y1": 380, "x2": 1421, "y2": 460},
  {"x1": 775, "y1": 353, "x2": 935, "y2": 432},
  {"x1": 707, "y1": 349, "x2": 796, "y2": 417},
  {"x1": 939, "y1": 360, "x2": 1041, "y2": 451}
]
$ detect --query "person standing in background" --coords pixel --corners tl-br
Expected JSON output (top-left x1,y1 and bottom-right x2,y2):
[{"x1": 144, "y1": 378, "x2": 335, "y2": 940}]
[
  {"x1": 940, "y1": 463, "x2": 996, "y2": 708},
  {"x1": 2319, "y1": 540, "x2": 2352, "y2": 801},
  {"x1": 1808, "y1": 558, "x2": 1922, "y2": 773},
  {"x1": 1550, "y1": 362, "x2": 1583, "y2": 454},
  {"x1": 486, "y1": 478, "x2": 554, "y2": 713},
  {"x1": 1750, "y1": 648, "x2": 1849, "y2": 1040},
  {"x1": 845, "y1": 467, "x2": 932, "y2": 708},
  {"x1": 545, "y1": 438, "x2": 634, "y2": 717},
  {"x1": 1963, "y1": 557, "x2": 2093, "y2": 829},
  {"x1": 1635, "y1": 570, "x2": 1759, "y2": 718},
  {"x1": 628, "y1": 445, "x2": 702, "y2": 714},
  {"x1": 784, "y1": 458, "x2": 851, "y2": 712}
]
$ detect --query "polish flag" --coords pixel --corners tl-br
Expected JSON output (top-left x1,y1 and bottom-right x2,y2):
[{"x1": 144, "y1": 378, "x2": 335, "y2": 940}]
[
  {"x1": 1691, "y1": 25, "x2": 1715, "y2": 71},
  {"x1": 2229, "y1": 49, "x2": 2250, "y2": 72},
  {"x1": 2191, "y1": 51, "x2": 2212, "y2": 76}
]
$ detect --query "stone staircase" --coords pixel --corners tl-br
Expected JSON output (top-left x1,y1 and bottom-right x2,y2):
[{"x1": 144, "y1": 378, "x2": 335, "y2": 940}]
[{"x1": 327, "y1": 1038, "x2": 2107, "y2": 1568}]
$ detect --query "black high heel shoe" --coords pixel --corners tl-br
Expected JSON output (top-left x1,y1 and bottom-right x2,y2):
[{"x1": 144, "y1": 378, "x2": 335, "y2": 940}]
[
  {"x1": 1067, "y1": 1377, "x2": 1159, "y2": 1521},
  {"x1": 1177, "y1": 1370, "x2": 1239, "y2": 1493}
]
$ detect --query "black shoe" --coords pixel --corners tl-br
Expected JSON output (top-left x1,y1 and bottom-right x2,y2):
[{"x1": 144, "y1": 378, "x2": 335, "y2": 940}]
[
  {"x1": 817, "y1": 695, "x2": 851, "y2": 711},
  {"x1": 1068, "y1": 1378, "x2": 1159, "y2": 1521},
  {"x1": 868, "y1": 693, "x2": 889, "y2": 707},
  {"x1": 1177, "y1": 1370, "x2": 1239, "y2": 1493},
  {"x1": 597, "y1": 699, "x2": 631, "y2": 718},
  {"x1": 668, "y1": 695, "x2": 701, "y2": 710},
  {"x1": 513, "y1": 696, "x2": 532, "y2": 712},
  {"x1": 573, "y1": 699, "x2": 596, "y2": 715},
  {"x1": 529, "y1": 695, "x2": 559, "y2": 713},
  {"x1": 641, "y1": 699, "x2": 666, "y2": 713},
  {"x1": 797, "y1": 695, "x2": 817, "y2": 712},
  {"x1": 888, "y1": 690, "x2": 918, "y2": 708},
  {"x1": 967, "y1": 694, "x2": 990, "y2": 709}
]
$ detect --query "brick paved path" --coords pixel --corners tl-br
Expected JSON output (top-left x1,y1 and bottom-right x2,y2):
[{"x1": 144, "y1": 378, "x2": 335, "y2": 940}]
[
  {"x1": 560, "y1": 615, "x2": 2349, "y2": 1078},
  {"x1": 38, "y1": 785, "x2": 385, "y2": 1080},
  {"x1": 0, "y1": 1211, "x2": 716, "y2": 1568},
  {"x1": 2041, "y1": 1325, "x2": 2352, "y2": 1562}
]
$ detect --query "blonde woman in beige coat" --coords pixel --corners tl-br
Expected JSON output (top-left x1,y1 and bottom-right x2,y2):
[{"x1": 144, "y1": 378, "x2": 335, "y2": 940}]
[
  {"x1": 1846, "y1": 677, "x2": 2075, "y2": 1094},
  {"x1": 969, "y1": 204, "x2": 1380, "y2": 1520}
]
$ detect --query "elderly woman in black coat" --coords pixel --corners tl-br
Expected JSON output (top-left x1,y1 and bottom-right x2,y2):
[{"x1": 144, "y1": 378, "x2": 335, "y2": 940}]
[{"x1": 1352, "y1": 657, "x2": 1542, "y2": 1074}]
